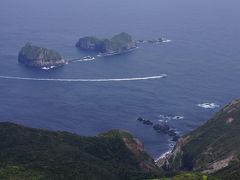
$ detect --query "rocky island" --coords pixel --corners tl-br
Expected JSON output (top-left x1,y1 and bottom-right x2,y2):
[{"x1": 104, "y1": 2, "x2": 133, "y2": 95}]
[
  {"x1": 75, "y1": 32, "x2": 137, "y2": 56},
  {"x1": 18, "y1": 43, "x2": 66, "y2": 69}
]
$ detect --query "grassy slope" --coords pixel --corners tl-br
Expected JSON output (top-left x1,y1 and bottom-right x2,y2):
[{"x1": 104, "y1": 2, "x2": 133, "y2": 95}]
[
  {"x1": 165, "y1": 100, "x2": 240, "y2": 179},
  {"x1": 0, "y1": 122, "x2": 160, "y2": 180}
]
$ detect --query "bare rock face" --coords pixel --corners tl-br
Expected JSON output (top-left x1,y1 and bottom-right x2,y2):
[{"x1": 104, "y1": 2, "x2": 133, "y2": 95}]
[{"x1": 18, "y1": 43, "x2": 66, "y2": 69}]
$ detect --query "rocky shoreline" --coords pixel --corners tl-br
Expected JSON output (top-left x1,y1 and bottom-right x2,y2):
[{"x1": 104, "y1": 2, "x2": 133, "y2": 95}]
[{"x1": 137, "y1": 117, "x2": 180, "y2": 142}]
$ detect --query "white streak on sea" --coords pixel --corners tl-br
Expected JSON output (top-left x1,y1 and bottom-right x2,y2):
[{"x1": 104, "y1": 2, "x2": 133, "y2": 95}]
[{"x1": 0, "y1": 74, "x2": 167, "y2": 82}]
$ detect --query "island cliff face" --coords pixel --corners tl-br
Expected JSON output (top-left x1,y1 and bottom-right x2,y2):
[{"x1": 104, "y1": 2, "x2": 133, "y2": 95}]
[
  {"x1": 18, "y1": 43, "x2": 65, "y2": 68},
  {"x1": 75, "y1": 32, "x2": 137, "y2": 56}
]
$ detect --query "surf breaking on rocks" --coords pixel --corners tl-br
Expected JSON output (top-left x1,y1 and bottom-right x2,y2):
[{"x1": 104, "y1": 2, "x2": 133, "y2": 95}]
[{"x1": 0, "y1": 74, "x2": 167, "y2": 82}]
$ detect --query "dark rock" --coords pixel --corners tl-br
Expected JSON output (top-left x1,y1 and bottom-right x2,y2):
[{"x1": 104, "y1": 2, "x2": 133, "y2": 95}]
[
  {"x1": 171, "y1": 135, "x2": 180, "y2": 142},
  {"x1": 18, "y1": 43, "x2": 65, "y2": 69},
  {"x1": 142, "y1": 120, "x2": 153, "y2": 126},
  {"x1": 147, "y1": 39, "x2": 157, "y2": 43},
  {"x1": 157, "y1": 38, "x2": 164, "y2": 42},
  {"x1": 153, "y1": 123, "x2": 170, "y2": 133},
  {"x1": 136, "y1": 40, "x2": 147, "y2": 44},
  {"x1": 167, "y1": 129, "x2": 177, "y2": 137},
  {"x1": 76, "y1": 32, "x2": 137, "y2": 56},
  {"x1": 153, "y1": 123, "x2": 180, "y2": 141},
  {"x1": 137, "y1": 117, "x2": 144, "y2": 122},
  {"x1": 147, "y1": 38, "x2": 163, "y2": 43}
]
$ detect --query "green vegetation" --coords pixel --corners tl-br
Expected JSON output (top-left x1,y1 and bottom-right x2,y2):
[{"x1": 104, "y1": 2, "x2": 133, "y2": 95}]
[
  {"x1": 214, "y1": 159, "x2": 240, "y2": 180},
  {"x1": 158, "y1": 173, "x2": 216, "y2": 180},
  {"x1": 0, "y1": 122, "x2": 160, "y2": 180},
  {"x1": 0, "y1": 165, "x2": 48, "y2": 180},
  {"x1": 100, "y1": 129, "x2": 134, "y2": 139},
  {"x1": 2, "y1": 100, "x2": 240, "y2": 179},
  {"x1": 163, "y1": 100, "x2": 240, "y2": 179}
]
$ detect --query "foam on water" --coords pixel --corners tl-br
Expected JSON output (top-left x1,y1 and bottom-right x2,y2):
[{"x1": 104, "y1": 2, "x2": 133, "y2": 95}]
[
  {"x1": 41, "y1": 66, "x2": 55, "y2": 70},
  {"x1": 0, "y1": 74, "x2": 167, "y2": 82},
  {"x1": 158, "y1": 114, "x2": 184, "y2": 122},
  {"x1": 162, "y1": 39, "x2": 172, "y2": 43},
  {"x1": 198, "y1": 103, "x2": 220, "y2": 109}
]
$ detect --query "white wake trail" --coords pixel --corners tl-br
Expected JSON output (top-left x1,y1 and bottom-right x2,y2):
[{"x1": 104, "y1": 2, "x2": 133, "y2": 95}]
[{"x1": 0, "y1": 74, "x2": 167, "y2": 82}]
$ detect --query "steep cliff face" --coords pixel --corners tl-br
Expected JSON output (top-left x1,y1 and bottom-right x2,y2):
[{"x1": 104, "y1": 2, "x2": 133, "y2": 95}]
[
  {"x1": 18, "y1": 43, "x2": 65, "y2": 68},
  {"x1": 159, "y1": 100, "x2": 240, "y2": 176},
  {"x1": 0, "y1": 123, "x2": 160, "y2": 180},
  {"x1": 75, "y1": 32, "x2": 137, "y2": 55},
  {"x1": 100, "y1": 129, "x2": 157, "y2": 172}
]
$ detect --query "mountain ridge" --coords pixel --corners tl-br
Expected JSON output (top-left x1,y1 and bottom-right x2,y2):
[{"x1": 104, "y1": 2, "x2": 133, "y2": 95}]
[{"x1": 0, "y1": 122, "x2": 160, "y2": 180}]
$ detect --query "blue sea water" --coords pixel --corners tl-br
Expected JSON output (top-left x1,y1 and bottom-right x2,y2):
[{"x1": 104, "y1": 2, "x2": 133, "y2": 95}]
[{"x1": 0, "y1": 0, "x2": 240, "y2": 158}]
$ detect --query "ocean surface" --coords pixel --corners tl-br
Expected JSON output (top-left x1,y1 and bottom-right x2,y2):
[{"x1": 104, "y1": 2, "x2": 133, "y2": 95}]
[{"x1": 0, "y1": 0, "x2": 240, "y2": 158}]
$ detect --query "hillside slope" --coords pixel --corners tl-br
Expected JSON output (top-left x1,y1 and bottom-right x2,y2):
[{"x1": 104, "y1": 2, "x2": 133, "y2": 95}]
[
  {"x1": 160, "y1": 100, "x2": 240, "y2": 179},
  {"x1": 0, "y1": 122, "x2": 160, "y2": 180}
]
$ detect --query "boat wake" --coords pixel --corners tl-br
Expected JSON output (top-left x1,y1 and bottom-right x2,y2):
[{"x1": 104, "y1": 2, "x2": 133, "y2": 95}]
[
  {"x1": 73, "y1": 59, "x2": 95, "y2": 62},
  {"x1": 0, "y1": 74, "x2": 167, "y2": 82}
]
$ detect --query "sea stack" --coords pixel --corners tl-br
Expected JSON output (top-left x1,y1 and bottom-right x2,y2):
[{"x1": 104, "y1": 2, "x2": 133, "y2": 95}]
[
  {"x1": 75, "y1": 32, "x2": 137, "y2": 56},
  {"x1": 18, "y1": 43, "x2": 66, "y2": 69}
]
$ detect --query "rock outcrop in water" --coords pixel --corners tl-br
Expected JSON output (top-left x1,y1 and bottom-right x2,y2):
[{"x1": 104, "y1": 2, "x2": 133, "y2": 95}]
[
  {"x1": 75, "y1": 32, "x2": 137, "y2": 56},
  {"x1": 18, "y1": 43, "x2": 66, "y2": 69},
  {"x1": 137, "y1": 117, "x2": 180, "y2": 142}
]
